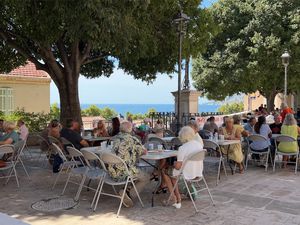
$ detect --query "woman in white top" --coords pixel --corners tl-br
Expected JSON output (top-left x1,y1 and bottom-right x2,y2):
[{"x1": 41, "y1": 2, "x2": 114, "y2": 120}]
[
  {"x1": 187, "y1": 120, "x2": 204, "y2": 146},
  {"x1": 162, "y1": 126, "x2": 204, "y2": 209}
]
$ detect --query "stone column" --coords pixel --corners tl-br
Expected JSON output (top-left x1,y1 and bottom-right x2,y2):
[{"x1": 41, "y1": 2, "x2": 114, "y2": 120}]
[{"x1": 172, "y1": 90, "x2": 202, "y2": 115}]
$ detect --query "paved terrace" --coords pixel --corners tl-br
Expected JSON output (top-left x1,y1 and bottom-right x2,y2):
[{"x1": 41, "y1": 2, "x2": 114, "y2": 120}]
[{"x1": 1, "y1": 151, "x2": 300, "y2": 225}]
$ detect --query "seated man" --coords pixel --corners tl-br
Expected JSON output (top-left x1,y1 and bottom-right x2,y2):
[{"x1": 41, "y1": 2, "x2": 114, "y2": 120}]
[
  {"x1": 60, "y1": 119, "x2": 89, "y2": 150},
  {"x1": 17, "y1": 119, "x2": 29, "y2": 141},
  {"x1": 269, "y1": 114, "x2": 282, "y2": 134},
  {"x1": 203, "y1": 116, "x2": 218, "y2": 133},
  {"x1": 0, "y1": 121, "x2": 19, "y2": 145},
  {"x1": 244, "y1": 117, "x2": 256, "y2": 135},
  {"x1": 109, "y1": 121, "x2": 149, "y2": 208}
]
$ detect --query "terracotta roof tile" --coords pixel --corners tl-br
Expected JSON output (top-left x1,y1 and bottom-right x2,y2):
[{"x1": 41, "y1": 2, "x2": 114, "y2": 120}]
[{"x1": 7, "y1": 61, "x2": 48, "y2": 78}]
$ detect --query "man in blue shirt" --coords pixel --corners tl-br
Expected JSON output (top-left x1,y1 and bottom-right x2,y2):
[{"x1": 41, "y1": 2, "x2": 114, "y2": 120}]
[{"x1": 243, "y1": 117, "x2": 256, "y2": 135}]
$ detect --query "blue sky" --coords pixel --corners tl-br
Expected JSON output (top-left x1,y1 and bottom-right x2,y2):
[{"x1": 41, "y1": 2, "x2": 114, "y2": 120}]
[{"x1": 50, "y1": 0, "x2": 216, "y2": 105}]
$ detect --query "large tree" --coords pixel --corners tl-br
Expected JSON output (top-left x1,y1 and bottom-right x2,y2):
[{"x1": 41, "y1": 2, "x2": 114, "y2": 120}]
[
  {"x1": 192, "y1": 0, "x2": 300, "y2": 110},
  {"x1": 0, "y1": 0, "x2": 212, "y2": 124}
]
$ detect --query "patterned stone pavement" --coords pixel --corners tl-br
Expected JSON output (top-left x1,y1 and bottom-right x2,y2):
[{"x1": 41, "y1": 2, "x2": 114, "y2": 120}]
[{"x1": 1, "y1": 154, "x2": 300, "y2": 225}]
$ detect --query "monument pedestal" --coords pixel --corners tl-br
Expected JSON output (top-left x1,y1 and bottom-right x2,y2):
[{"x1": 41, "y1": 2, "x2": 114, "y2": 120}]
[{"x1": 172, "y1": 89, "x2": 201, "y2": 115}]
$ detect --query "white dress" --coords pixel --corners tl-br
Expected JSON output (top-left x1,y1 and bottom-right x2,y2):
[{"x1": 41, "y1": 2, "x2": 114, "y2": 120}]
[{"x1": 173, "y1": 140, "x2": 204, "y2": 180}]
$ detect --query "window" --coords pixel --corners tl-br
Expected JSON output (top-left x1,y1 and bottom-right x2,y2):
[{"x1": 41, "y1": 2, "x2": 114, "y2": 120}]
[{"x1": 0, "y1": 87, "x2": 14, "y2": 115}]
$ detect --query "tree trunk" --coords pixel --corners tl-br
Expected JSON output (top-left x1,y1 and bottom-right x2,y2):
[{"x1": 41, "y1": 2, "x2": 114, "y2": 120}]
[
  {"x1": 57, "y1": 74, "x2": 82, "y2": 126},
  {"x1": 267, "y1": 91, "x2": 277, "y2": 112}
]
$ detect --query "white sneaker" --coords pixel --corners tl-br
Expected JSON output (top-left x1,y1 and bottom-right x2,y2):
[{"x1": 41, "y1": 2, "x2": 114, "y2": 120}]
[{"x1": 172, "y1": 202, "x2": 182, "y2": 209}]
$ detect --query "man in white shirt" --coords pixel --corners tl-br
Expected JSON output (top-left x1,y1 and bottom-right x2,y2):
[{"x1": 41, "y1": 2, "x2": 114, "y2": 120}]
[{"x1": 17, "y1": 120, "x2": 29, "y2": 141}]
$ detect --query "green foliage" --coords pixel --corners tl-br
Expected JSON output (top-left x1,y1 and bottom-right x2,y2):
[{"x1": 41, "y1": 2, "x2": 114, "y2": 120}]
[
  {"x1": 81, "y1": 105, "x2": 102, "y2": 117},
  {"x1": 126, "y1": 112, "x2": 145, "y2": 120},
  {"x1": 81, "y1": 105, "x2": 117, "y2": 120},
  {"x1": 0, "y1": 0, "x2": 216, "y2": 123},
  {"x1": 3, "y1": 109, "x2": 52, "y2": 132},
  {"x1": 100, "y1": 107, "x2": 118, "y2": 120},
  {"x1": 192, "y1": 0, "x2": 300, "y2": 104},
  {"x1": 218, "y1": 102, "x2": 244, "y2": 114},
  {"x1": 50, "y1": 103, "x2": 60, "y2": 119}
]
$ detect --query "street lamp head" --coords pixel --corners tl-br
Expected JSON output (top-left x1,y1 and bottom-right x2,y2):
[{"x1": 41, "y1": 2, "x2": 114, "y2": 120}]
[
  {"x1": 281, "y1": 50, "x2": 290, "y2": 66},
  {"x1": 173, "y1": 11, "x2": 190, "y2": 24}
]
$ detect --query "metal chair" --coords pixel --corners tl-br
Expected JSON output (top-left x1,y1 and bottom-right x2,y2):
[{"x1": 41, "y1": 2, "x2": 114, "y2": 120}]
[
  {"x1": 60, "y1": 137, "x2": 74, "y2": 148},
  {"x1": 167, "y1": 151, "x2": 215, "y2": 212},
  {"x1": 97, "y1": 152, "x2": 144, "y2": 217},
  {"x1": 51, "y1": 143, "x2": 82, "y2": 190},
  {"x1": 0, "y1": 145, "x2": 19, "y2": 187},
  {"x1": 13, "y1": 140, "x2": 30, "y2": 178},
  {"x1": 245, "y1": 134, "x2": 272, "y2": 171},
  {"x1": 203, "y1": 139, "x2": 227, "y2": 185},
  {"x1": 75, "y1": 150, "x2": 106, "y2": 209},
  {"x1": 273, "y1": 135, "x2": 299, "y2": 174},
  {"x1": 61, "y1": 147, "x2": 86, "y2": 196},
  {"x1": 164, "y1": 129, "x2": 175, "y2": 137},
  {"x1": 170, "y1": 137, "x2": 182, "y2": 150},
  {"x1": 148, "y1": 137, "x2": 167, "y2": 149}
]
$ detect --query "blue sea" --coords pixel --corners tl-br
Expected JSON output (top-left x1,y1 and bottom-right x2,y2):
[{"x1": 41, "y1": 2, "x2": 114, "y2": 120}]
[{"x1": 81, "y1": 103, "x2": 220, "y2": 116}]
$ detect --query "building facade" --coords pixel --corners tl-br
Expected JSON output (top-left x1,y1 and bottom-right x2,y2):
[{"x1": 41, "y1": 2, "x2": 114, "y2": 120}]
[
  {"x1": 0, "y1": 62, "x2": 51, "y2": 114},
  {"x1": 243, "y1": 91, "x2": 295, "y2": 111}
]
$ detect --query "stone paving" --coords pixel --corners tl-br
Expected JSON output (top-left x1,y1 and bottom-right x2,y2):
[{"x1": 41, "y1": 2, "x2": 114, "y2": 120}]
[{"x1": 1, "y1": 154, "x2": 300, "y2": 225}]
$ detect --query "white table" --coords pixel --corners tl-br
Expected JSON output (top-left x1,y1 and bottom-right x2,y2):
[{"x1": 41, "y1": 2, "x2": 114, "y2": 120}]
[
  {"x1": 0, "y1": 213, "x2": 29, "y2": 225},
  {"x1": 216, "y1": 140, "x2": 241, "y2": 146},
  {"x1": 141, "y1": 150, "x2": 178, "y2": 160},
  {"x1": 83, "y1": 136, "x2": 111, "y2": 142},
  {"x1": 141, "y1": 150, "x2": 178, "y2": 206}
]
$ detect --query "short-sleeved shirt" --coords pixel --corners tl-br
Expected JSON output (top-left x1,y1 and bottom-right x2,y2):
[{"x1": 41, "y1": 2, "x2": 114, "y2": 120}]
[
  {"x1": 244, "y1": 123, "x2": 254, "y2": 134},
  {"x1": 108, "y1": 132, "x2": 144, "y2": 181},
  {"x1": 60, "y1": 128, "x2": 83, "y2": 150},
  {"x1": 250, "y1": 124, "x2": 271, "y2": 150},
  {"x1": 203, "y1": 122, "x2": 218, "y2": 133},
  {"x1": 173, "y1": 140, "x2": 204, "y2": 180},
  {"x1": 0, "y1": 131, "x2": 19, "y2": 144}
]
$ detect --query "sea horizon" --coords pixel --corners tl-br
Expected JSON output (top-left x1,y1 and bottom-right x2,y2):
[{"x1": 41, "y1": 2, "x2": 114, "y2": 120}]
[{"x1": 80, "y1": 103, "x2": 221, "y2": 116}]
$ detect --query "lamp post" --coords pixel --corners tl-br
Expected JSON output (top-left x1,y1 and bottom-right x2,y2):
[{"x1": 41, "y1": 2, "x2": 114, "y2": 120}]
[
  {"x1": 173, "y1": 10, "x2": 190, "y2": 132},
  {"x1": 281, "y1": 50, "x2": 290, "y2": 103}
]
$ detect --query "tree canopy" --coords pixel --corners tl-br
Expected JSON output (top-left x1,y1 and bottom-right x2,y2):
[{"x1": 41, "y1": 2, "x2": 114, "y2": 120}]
[
  {"x1": 0, "y1": 0, "x2": 214, "y2": 123},
  {"x1": 192, "y1": 0, "x2": 300, "y2": 109}
]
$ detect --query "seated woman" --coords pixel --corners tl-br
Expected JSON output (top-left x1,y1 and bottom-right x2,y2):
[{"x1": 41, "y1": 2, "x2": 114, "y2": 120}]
[
  {"x1": 219, "y1": 117, "x2": 244, "y2": 173},
  {"x1": 109, "y1": 117, "x2": 120, "y2": 136},
  {"x1": 0, "y1": 121, "x2": 19, "y2": 145},
  {"x1": 0, "y1": 121, "x2": 20, "y2": 161},
  {"x1": 162, "y1": 126, "x2": 204, "y2": 209},
  {"x1": 93, "y1": 120, "x2": 109, "y2": 137},
  {"x1": 278, "y1": 113, "x2": 300, "y2": 167}
]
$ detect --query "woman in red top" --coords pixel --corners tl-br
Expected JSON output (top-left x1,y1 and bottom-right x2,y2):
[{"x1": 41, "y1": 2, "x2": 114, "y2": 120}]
[{"x1": 280, "y1": 103, "x2": 294, "y2": 122}]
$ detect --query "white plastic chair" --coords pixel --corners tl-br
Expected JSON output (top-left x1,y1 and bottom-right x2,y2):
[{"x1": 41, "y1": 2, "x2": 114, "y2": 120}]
[
  {"x1": 75, "y1": 149, "x2": 106, "y2": 209},
  {"x1": 245, "y1": 134, "x2": 272, "y2": 171},
  {"x1": 167, "y1": 151, "x2": 215, "y2": 212},
  {"x1": 273, "y1": 135, "x2": 299, "y2": 174},
  {"x1": 97, "y1": 152, "x2": 144, "y2": 217},
  {"x1": 203, "y1": 139, "x2": 227, "y2": 185},
  {"x1": 0, "y1": 145, "x2": 19, "y2": 187},
  {"x1": 51, "y1": 143, "x2": 82, "y2": 190}
]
